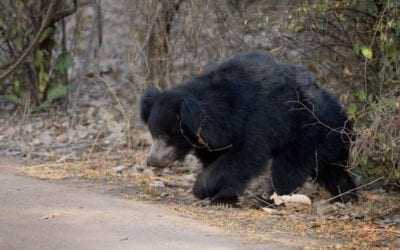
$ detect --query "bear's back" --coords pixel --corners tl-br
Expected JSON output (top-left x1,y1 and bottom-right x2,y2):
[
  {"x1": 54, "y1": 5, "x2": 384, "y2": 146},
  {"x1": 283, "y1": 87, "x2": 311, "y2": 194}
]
[{"x1": 177, "y1": 52, "x2": 336, "y2": 118}]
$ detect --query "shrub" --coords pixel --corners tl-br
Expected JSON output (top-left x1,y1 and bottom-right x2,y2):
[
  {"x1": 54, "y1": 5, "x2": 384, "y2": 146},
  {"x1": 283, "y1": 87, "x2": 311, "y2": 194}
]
[{"x1": 288, "y1": 0, "x2": 400, "y2": 184}]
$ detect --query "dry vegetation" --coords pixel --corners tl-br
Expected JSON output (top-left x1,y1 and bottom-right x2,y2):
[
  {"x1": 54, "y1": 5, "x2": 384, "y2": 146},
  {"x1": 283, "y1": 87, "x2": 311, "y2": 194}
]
[
  {"x1": 20, "y1": 134, "x2": 400, "y2": 249},
  {"x1": 288, "y1": 0, "x2": 400, "y2": 184}
]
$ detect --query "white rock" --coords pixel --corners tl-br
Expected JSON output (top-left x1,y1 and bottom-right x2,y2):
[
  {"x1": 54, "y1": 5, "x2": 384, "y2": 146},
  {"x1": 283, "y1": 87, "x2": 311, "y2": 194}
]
[
  {"x1": 113, "y1": 165, "x2": 129, "y2": 174},
  {"x1": 270, "y1": 193, "x2": 312, "y2": 206},
  {"x1": 149, "y1": 180, "x2": 165, "y2": 189}
]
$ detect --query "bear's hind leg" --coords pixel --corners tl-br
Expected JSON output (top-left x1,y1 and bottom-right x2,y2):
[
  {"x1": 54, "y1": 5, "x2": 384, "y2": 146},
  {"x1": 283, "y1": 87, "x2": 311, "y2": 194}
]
[
  {"x1": 316, "y1": 162, "x2": 358, "y2": 202},
  {"x1": 271, "y1": 149, "x2": 313, "y2": 195},
  {"x1": 193, "y1": 147, "x2": 270, "y2": 205},
  {"x1": 315, "y1": 131, "x2": 358, "y2": 203}
]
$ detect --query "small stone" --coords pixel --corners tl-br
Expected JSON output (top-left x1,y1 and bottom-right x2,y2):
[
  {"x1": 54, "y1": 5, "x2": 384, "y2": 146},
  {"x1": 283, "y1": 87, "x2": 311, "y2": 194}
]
[
  {"x1": 262, "y1": 207, "x2": 286, "y2": 215},
  {"x1": 135, "y1": 164, "x2": 145, "y2": 172},
  {"x1": 38, "y1": 131, "x2": 53, "y2": 145},
  {"x1": 142, "y1": 168, "x2": 154, "y2": 176},
  {"x1": 160, "y1": 192, "x2": 169, "y2": 198},
  {"x1": 149, "y1": 180, "x2": 167, "y2": 194},
  {"x1": 77, "y1": 128, "x2": 90, "y2": 139},
  {"x1": 56, "y1": 134, "x2": 68, "y2": 143},
  {"x1": 23, "y1": 124, "x2": 34, "y2": 134},
  {"x1": 314, "y1": 202, "x2": 338, "y2": 216},
  {"x1": 113, "y1": 165, "x2": 129, "y2": 174},
  {"x1": 161, "y1": 168, "x2": 173, "y2": 175},
  {"x1": 185, "y1": 173, "x2": 196, "y2": 181},
  {"x1": 149, "y1": 180, "x2": 165, "y2": 189},
  {"x1": 393, "y1": 238, "x2": 400, "y2": 248},
  {"x1": 334, "y1": 202, "x2": 347, "y2": 209},
  {"x1": 163, "y1": 179, "x2": 179, "y2": 188},
  {"x1": 41, "y1": 212, "x2": 62, "y2": 220}
]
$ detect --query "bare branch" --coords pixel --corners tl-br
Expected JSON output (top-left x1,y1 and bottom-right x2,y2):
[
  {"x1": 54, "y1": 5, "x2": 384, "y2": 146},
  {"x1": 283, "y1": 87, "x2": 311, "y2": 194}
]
[
  {"x1": 51, "y1": 0, "x2": 78, "y2": 24},
  {"x1": 0, "y1": 0, "x2": 57, "y2": 81},
  {"x1": 321, "y1": 177, "x2": 384, "y2": 204}
]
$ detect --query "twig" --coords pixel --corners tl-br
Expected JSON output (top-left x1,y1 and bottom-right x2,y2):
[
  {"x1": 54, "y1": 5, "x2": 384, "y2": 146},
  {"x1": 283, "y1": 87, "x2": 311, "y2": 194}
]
[
  {"x1": 287, "y1": 99, "x2": 353, "y2": 143},
  {"x1": 0, "y1": 0, "x2": 57, "y2": 81},
  {"x1": 55, "y1": 153, "x2": 76, "y2": 163},
  {"x1": 86, "y1": 128, "x2": 103, "y2": 162},
  {"x1": 50, "y1": 0, "x2": 78, "y2": 24},
  {"x1": 95, "y1": 75, "x2": 127, "y2": 114},
  {"x1": 321, "y1": 177, "x2": 384, "y2": 204},
  {"x1": 28, "y1": 162, "x2": 68, "y2": 168},
  {"x1": 345, "y1": 228, "x2": 400, "y2": 236},
  {"x1": 95, "y1": 75, "x2": 135, "y2": 150}
]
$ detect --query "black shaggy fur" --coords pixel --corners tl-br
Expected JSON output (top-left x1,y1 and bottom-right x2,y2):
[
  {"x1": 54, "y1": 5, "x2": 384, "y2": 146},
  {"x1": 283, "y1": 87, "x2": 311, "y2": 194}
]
[{"x1": 140, "y1": 52, "x2": 357, "y2": 204}]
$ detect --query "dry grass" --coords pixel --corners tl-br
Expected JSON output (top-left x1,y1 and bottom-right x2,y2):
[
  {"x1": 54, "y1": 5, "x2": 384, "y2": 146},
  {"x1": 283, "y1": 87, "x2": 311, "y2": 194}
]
[
  {"x1": 22, "y1": 144, "x2": 400, "y2": 249},
  {"x1": 351, "y1": 96, "x2": 400, "y2": 185},
  {"x1": 173, "y1": 192, "x2": 400, "y2": 249}
]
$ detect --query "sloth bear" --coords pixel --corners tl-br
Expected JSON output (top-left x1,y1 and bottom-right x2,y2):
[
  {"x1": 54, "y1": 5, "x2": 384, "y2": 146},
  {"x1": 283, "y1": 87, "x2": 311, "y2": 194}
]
[{"x1": 140, "y1": 52, "x2": 357, "y2": 204}]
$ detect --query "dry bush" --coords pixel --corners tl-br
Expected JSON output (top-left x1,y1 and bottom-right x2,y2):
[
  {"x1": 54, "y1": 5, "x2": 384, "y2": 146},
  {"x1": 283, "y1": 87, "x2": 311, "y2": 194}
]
[
  {"x1": 287, "y1": 0, "x2": 400, "y2": 185},
  {"x1": 351, "y1": 95, "x2": 400, "y2": 186}
]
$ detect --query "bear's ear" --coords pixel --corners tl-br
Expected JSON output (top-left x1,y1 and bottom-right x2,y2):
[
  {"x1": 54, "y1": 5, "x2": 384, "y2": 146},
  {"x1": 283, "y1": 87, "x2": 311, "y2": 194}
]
[
  {"x1": 180, "y1": 98, "x2": 205, "y2": 136},
  {"x1": 180, "y1": 98, "x2": 232, "y2": 150},
  {"x1": 140, "y1": 86, "x2": 160, "y2": 123}
]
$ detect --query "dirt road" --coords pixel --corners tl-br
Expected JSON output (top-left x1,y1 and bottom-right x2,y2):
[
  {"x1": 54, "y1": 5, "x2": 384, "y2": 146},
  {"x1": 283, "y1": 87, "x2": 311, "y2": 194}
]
[{"x1": 0, "y1": 161, "x2": 290, "y2": 250}]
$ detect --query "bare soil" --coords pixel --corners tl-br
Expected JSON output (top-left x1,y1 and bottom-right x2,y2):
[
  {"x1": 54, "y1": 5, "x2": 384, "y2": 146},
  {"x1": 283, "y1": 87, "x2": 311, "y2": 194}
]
[
  {"x1": 16, "y1": 141, "x2": 400, "y2": 250},
  {"x1": 1, "y1": 158, "x2": 285, "y2": 250}
]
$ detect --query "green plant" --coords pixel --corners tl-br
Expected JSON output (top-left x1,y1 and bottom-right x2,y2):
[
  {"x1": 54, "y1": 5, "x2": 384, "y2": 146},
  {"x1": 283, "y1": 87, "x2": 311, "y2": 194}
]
[{"x1": 0, "y1": 0, "x2": 77, "y2": 110}]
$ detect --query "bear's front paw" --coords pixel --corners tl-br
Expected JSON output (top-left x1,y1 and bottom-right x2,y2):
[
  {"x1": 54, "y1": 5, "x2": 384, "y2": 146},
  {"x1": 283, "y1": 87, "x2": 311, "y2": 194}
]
[
  {"x1": 210, "y1": 188, "x2": 239, "y2": 205},
  {"x1": 210, "y1": 194, "x2": 238, "y2": 205},
  {"x1": 192, "y1": 173, "x2": 211, "y2": 199}
]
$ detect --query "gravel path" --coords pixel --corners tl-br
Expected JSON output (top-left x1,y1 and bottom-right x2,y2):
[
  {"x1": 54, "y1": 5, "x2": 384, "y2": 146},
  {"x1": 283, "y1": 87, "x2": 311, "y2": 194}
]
[{"x1": 0, "y1": 160, "x2": 291, "y2": 250}]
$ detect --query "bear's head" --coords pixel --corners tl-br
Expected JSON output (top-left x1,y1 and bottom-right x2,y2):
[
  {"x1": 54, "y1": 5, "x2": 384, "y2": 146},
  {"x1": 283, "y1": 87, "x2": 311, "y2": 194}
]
[
  {"x1": 140, "y1": 86, "x2": 233, "y2": 168},
  {"x1": 140, "y1": 87, "x2": 205, "y2": 168}
]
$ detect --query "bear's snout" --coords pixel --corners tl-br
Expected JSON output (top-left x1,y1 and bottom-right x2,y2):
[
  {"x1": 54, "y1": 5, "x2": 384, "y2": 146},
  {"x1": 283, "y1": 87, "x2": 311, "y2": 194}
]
[{"x1": 147, "y1": 138, "x2": 176, "y2": 168}]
